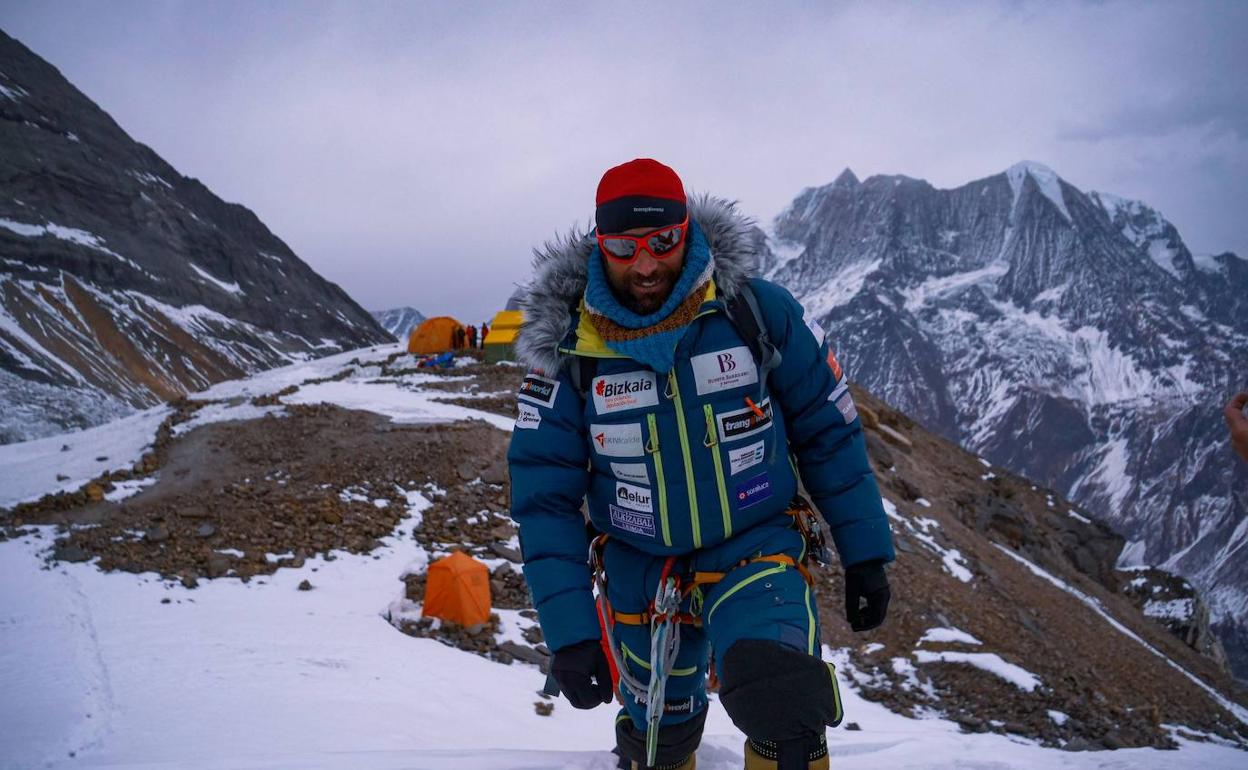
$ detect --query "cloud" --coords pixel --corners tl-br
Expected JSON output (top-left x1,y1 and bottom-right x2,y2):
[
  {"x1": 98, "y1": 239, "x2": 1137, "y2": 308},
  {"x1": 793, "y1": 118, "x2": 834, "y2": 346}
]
[{"x1": 1, "y1": 0, "x2": 1244, "y2": 318}]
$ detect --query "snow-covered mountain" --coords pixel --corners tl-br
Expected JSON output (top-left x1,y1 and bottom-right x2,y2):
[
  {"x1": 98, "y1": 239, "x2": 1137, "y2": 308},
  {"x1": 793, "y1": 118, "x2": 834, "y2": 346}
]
[
  {"x1": 370, "y1": 306, "x2": 426, "y2": 342},
  {"x1": 767, "y1": 161, "x2": 1248, "y2": 679},
  {"x1": 0, "y1": 31, "x2": 390, "y2": 444}
]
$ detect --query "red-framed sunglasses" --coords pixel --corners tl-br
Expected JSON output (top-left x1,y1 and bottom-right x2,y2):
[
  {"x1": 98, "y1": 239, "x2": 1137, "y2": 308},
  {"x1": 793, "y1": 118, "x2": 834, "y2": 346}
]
[{"x1": 596, "y1": 217, "x2": 689, "y2": 263}]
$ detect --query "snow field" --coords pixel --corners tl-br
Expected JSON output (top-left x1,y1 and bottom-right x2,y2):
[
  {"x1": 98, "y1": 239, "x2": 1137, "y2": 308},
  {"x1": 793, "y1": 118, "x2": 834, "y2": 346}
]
[
  {"x1": 5, "y1": 511, "x2": 1247, "y2": 768},
  {"x1": 0, "y1": 405, "x2": 171, "y2": 508}
]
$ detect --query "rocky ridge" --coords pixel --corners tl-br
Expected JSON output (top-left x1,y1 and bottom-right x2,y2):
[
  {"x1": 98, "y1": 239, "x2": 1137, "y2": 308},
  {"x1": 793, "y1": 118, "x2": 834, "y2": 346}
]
[
  {"x1": 371, "y1": 306, "x2": 426, "y2": 342},
  {"x1": 765, "y1": 161, "x2": 1248, "y2": 679},
  {"x1": 0, "y1": 30, "x2": 390, "y2": 444}
]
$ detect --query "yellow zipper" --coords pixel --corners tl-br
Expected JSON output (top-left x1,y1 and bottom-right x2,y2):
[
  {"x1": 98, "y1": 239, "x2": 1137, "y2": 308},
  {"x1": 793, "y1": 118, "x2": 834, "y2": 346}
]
[
  {"x1": 646, "y1": 413, "x2": 671, "y2": 547},
  {"x1": 703, "y1": 404, "x2": 732, "y2": 539},
  {"x1": 666, "y1": 370, "x2": 701, "y2": 549}
]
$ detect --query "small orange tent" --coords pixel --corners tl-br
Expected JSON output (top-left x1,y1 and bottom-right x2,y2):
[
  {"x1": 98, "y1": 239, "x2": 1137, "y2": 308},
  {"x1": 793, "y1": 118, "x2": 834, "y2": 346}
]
[
  {"x1": 407, "y1": 316, "x2": 465, "y2": 354},
  {"x1": 422, "y1": 551, "x2": 491, "y2": 626}
]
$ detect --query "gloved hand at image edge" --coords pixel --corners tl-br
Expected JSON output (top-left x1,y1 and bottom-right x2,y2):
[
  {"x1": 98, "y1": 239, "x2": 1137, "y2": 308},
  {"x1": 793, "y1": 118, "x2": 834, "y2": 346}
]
[
  {"x1": 844, "y1": 560, "x2": 890, "y2": 632},
  {"x1": 550, "y1": 638, "x2": 614, "y2": 709}
]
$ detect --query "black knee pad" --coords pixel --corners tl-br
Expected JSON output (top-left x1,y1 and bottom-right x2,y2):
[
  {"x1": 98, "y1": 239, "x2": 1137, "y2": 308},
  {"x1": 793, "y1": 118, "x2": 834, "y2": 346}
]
[
  {"x1": 614, "y1": 707, "x2": 707, "y2": 769},
  {"x1": 718, "y1": 638, "x2": 843, "y2": 744}
]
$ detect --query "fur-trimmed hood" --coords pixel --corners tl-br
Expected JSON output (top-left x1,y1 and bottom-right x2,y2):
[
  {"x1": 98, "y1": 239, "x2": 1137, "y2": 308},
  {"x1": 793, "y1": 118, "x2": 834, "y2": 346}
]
[{"x1": 516, "y1": 194, "x2": 761, "y2": 374}]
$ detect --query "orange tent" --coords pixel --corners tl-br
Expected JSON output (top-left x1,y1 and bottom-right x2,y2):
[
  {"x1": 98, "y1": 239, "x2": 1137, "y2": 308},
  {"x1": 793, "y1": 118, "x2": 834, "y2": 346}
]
[
  {"x1": 407, "y1": 316, "x2": 465, "y2": 354},
  {"x1": 422, "y1": 551, "x2": 491, "y2": 626}
]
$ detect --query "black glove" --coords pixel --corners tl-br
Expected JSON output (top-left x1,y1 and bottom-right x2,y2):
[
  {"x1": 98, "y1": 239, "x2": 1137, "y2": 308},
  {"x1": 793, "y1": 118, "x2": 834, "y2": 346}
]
[
  {"x1": 845, "y1": 560, "x2": 890, "y2": 632},
  {"x1": 550, "y1": 638, "x2": 613, "y2": 709}
]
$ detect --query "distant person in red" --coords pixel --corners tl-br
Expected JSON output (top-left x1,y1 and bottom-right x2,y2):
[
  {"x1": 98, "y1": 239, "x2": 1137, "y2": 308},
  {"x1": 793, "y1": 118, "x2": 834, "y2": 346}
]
[
  {"x1": 480, "y1": 323, "x2": 490, "y2": 348},
  {"x1": 1226, "y1": 392, "x2": 1248, "y2": 463}
]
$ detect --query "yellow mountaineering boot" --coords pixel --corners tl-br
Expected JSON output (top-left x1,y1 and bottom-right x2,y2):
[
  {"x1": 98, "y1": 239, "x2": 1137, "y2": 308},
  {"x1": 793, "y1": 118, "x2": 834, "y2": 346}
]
[{"x1": 743, "y1": 738, "x2": 829, "y2": 770}]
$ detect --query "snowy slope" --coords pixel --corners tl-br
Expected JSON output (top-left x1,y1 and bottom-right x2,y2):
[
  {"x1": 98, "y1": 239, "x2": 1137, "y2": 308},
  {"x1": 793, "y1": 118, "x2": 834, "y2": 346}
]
[
  {"x1": 371, "y1": 306, "x2": 427, "y2": 342},
  {"x1": 4, "y1": 520, "x2": 1245, "y2": 770},
  {"x1": 3, "y1": 344, "x2": 1247, "y2": 767},
  {"x1": 768, "y1": 162, "x2": 1248, "y2": 679}
]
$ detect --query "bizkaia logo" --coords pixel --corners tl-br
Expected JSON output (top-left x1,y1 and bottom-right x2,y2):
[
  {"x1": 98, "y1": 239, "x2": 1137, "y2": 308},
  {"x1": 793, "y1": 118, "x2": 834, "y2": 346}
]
[
  {"x1": 592, "y1": 371, "x2": 658, "y2": 415},
  {"x1": 517, "y1": 373, "x2": 559, "y2": 407},
  {"x1": 716, "y1": 398, "x2": 773, "y2": 442},
  {"x1": 615, "y1": 481, "x2": 653, "y2": 513}
]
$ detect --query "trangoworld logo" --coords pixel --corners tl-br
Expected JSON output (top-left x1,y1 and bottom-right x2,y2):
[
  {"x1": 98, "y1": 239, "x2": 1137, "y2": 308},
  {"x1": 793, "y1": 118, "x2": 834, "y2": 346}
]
[
  {"x1": 716, "y1": 398, "x2": 774, "y2": 442},
  {"x1": 517, "y1": 373, "x2": 559, "y2": 407},
  {"x1": 591, "y1": 371, "x2": 658, "y2": 414}
]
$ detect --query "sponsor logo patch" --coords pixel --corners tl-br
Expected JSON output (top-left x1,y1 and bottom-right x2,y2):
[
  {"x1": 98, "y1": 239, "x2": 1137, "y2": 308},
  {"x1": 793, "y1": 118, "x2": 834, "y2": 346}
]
[
  {"x1": 805, "y1": 317, "x2": 826, "y2": 347},
  {"x1": 614, "y1": 481, "x2": 653, "y2": 513},
  {"x1": 591, "y1": 371, "x2": 658, "y2": 414},
  {"x1": 610, "y1": 462, "x2": 650, "y2": 486},
  {"x1": 825, "y1": 349, "x2": 844, "y2": 382},
  {"x1": 589, "y1": 422, "x2": 644, "y2": 457},
  {"x1": 609, "y1": 503, "x2": 655, "y2": 538},
  {"x1": 716, "y1": 398, "x2": 774, "y2": 443},
  {"x1": 518, "y1": 373, "x2": 560, "y2": 407},
  {"x1": 735, "y1": 473, "x2": 773, "y2": 509},
  {"x1": 514, "y1": 403, "x2": 541, "y2": 430},
  {"x1": 691, "y1": 346, "x2": 759, "y2": 395},
  {"x1": 727, "y1": 439, "x2": 766, "y2": 476},
  {"x1": 827, "y1": 376, "x2": 849, "y2": 404},
  {"x1": 834, "y1": 392, "x2": 858, "y2": 424}
]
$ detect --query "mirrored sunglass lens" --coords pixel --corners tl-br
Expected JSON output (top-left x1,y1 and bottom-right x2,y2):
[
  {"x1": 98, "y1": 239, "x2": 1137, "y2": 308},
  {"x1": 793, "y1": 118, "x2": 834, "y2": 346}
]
[
  {"x1": 602, "y1": 238, "x2": 637, "y2": 259},
  {"x1": 648, "y1": 226, "x2": 682, "y2": 254}
]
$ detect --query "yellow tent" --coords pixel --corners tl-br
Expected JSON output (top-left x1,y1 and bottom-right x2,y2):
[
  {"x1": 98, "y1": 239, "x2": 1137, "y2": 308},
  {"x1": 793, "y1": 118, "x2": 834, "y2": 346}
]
[
  {"x1": 407, "y1": 316, "x2": 465, "y2": 354},
  {"x1": 483, "y1": 310, "x2": 522, "y2": 364}
]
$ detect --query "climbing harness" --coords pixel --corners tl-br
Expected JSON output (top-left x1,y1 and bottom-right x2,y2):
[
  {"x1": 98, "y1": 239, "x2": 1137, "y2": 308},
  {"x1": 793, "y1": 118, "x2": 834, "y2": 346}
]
[{"x1": 589, "y1": 497, "x2": 828, "y2": 766}]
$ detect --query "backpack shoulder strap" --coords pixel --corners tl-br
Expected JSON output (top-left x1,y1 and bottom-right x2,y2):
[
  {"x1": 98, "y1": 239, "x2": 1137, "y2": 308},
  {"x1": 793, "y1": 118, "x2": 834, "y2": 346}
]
[
  {"x1": 724, "y1": 282, "x2": 782, "y2": 387},
  {"x1": 567, "y1": 354, "x2": 598, "y2": 398}
]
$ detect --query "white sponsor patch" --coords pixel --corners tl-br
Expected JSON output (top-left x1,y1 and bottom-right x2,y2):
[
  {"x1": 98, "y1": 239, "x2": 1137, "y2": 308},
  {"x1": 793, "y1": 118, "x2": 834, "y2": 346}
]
[
  {"x1": 614, "y1": 481, "x2": 653, "y2": 513},
  {"x1": 727, "y1": 439, "x2": 766, "y2": 476},
  {"x1": 690, "y1": 346, "x2": 759, "y2": 395},
  {"x1": 589, "y1": 422, "x2": 645, "y2": 457},
  {"x1": 610, "y1": 462, "x2": 650, "y2": 486},
  {"x1": 827, "y1": 376, "x2": 849, "y2": 403},
  {"x1": 835, "y1": 392, "x2": 858, "y2": 424},
  {"x1": 515, "y1": 403, "x2": 542, "y2": 430},
  {"x1": 591, "y1": 371, "x2": 659, "y2": 414},
  {"x1": 517, "y1": 373, "x2": 560, "y2": 407},
  {"x1": 715, "y1": 398, "x2": 774, "y2": 443},
  {"x1": 805, "y1": 317, "x2": 826, "y2": 347}
]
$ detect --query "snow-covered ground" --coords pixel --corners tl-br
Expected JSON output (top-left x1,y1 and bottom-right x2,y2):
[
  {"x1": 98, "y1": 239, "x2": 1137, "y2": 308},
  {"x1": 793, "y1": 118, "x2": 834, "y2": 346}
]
[
  {"x1": 2, "y1": 514, "x2": 1244, "y2": 768},
  {"x1": 2, "y1": 347, "x2": 1246, "y2": 767},
  {"x1": 0, "y1": 405, "x2": 171, "y2": 509}
]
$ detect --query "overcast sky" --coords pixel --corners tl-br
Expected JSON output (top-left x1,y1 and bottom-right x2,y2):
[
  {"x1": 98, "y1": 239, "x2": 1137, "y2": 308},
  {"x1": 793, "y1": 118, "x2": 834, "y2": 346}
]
[{"x1": 2, "y1": 1, "x2": 1245, "y2": 322}]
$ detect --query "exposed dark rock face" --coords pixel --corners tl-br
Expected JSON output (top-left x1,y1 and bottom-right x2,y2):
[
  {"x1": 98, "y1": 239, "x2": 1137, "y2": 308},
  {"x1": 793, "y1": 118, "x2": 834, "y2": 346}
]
[
  {"x1": 765, "y1": 161, "x2": 1248, "y2": 679},
  {"x1": 0, "y1": 31, "x2": 390, "y2": 443}
]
